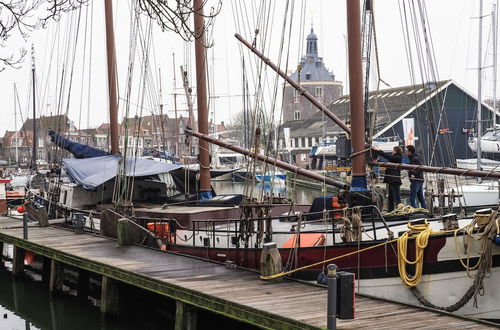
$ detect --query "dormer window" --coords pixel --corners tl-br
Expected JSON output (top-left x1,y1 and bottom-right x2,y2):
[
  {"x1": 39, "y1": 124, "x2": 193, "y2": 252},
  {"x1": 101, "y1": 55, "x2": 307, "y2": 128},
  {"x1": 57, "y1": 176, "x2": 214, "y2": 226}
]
[
  {"x1": 305, "y1": 72, "x2": 311, "y2": 80},
  {"x1": 294, "y1": 111, "x2": 301, "y2": 120}
]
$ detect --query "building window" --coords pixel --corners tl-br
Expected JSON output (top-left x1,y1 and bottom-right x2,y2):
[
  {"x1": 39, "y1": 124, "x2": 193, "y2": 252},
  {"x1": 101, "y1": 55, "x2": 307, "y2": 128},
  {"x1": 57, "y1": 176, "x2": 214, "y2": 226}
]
[
  {"x1": 301, "y1": 137, "x2": 306, "y2": 148},
  {"x1": 309, "y1": 137, "x2": 313, "y2": 147},
  {"x1": 293, "y1": 90, "x2": 301, "y2": 103},
  {"x1": 315, "y1": 87, "x2": 323, "y2": 103},
  {"x1": 294, "y1": 138, "x2": 299, "y2": 148},
  {"x1": 306, "y1": 72, "x2": 311, "y2": 80},
  {"x1": 294, "y1": 111, "x2": 301, "y2": 120}
]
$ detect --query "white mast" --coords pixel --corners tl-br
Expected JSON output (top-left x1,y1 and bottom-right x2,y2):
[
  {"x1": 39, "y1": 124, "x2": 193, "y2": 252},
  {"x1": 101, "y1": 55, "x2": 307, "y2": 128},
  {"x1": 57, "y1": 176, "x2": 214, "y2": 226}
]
[
  {"x1": 14, "y1": 84, "x2": 18, "y2": 164},
  {"x1": 493, "y1": 2, "x2": 498, "y2": 126},
  {"x1": 477, "y1": 0, "x2": 484, "y2": 175}
]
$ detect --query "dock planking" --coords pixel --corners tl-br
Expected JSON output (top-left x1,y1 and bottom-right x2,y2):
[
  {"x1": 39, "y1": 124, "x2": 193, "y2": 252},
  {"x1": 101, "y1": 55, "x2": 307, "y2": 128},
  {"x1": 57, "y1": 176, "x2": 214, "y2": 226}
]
[{"x1": 0, "y1": 217, "x2": 496, "y2": 329}]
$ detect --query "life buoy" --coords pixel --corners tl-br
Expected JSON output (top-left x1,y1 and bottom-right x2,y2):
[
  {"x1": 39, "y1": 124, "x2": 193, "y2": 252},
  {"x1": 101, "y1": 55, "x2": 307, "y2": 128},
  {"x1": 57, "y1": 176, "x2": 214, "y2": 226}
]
[{"x1": 152, "y1": 150, "x2": 159, "y2": 156}]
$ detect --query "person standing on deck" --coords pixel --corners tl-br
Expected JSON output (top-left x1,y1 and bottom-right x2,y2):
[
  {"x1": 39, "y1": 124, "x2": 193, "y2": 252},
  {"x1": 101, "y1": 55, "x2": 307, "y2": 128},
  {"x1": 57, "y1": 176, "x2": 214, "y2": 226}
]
[
  {"x1": 406, "y1": 145, "x2": 427, "y2": 208},
  {"x1": 373, "y1": 146, "x2": 403, "y2": 211}
]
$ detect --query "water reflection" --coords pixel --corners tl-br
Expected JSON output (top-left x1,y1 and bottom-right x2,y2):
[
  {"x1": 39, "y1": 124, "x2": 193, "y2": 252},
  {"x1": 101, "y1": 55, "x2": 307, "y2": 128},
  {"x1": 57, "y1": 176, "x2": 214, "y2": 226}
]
[{"x1": 0, "y1": 265, "x2": 125, "y2": 330}]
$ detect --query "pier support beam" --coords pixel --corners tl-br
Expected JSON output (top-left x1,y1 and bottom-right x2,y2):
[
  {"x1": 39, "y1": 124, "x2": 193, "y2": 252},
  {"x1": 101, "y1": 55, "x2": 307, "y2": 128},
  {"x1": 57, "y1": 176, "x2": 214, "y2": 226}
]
[
  {"x1": 42, "y1": 257, "x2": 51, "y2": 283},
  {"x1": 49, "y1": 259, "x2": 64, "y2": 294},
  {"x1": 12, "y1": 246, "x2": 25, "y2": 278},
  {"x1": 77, "y1": 269, "x2": 90, "y2": 301},
  {"x1": 175, "y1": 301, "x2": 198, "y2": 330},
  {"x1": 101, "y1": 276, "x2": 119, "y2": 317}
]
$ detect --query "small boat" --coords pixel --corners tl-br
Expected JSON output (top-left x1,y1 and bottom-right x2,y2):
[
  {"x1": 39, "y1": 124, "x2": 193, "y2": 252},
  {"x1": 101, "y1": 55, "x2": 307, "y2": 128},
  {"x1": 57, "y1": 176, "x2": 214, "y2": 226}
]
[{"x1": 255, "y1": 171, "x2": 286, "y2": 182}]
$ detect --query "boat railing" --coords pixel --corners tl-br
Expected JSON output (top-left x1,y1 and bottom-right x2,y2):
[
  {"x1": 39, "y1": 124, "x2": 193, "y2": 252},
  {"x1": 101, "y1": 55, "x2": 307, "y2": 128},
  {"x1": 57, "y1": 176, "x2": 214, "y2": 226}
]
[{"x1": 185, "y1": 205, "x2": 392, "y2": 248}]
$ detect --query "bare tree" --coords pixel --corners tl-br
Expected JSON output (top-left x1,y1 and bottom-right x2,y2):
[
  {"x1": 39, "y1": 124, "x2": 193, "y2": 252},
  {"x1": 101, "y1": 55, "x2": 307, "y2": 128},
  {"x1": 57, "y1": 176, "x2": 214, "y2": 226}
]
[
  {"x1": 0, "y1": 0, "x2": 86, "y2": 70},
  {"x1": 137, "y1": 0, "x2": 222, "y2": 44},
  {"x1": 0, "y1": 0, "x2": 221, "y2": 71}
]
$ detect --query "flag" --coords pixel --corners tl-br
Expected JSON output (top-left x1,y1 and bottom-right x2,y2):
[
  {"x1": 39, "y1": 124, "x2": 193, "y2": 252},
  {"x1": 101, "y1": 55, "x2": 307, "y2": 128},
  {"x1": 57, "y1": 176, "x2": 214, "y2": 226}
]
[{"x1": 403, "y1": 118, "x2": 415, "y2": 146}]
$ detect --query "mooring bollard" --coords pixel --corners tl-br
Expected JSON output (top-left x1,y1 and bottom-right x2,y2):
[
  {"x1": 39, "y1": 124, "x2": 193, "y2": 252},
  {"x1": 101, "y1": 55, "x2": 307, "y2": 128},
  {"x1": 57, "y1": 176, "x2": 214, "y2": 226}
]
[
  {"x1": 260, "y1": 242, "x2": 282, "y2": 278},
  {"x1": 73, "y1": 212, "x2": 86, "y2": 234},
  {"x1": 327, "y1": 264, "x2": 337, "y2": 330},
  {"x1": 23, "y1": 213, "x2": 28, "y2": 240}
]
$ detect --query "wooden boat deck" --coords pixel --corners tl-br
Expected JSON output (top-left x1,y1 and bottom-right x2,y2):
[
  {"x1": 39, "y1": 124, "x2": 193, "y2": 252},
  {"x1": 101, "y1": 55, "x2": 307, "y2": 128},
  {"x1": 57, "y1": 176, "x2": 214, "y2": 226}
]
[{"x1": 0, "y1": 217, "x2": 496, "y2": 329}]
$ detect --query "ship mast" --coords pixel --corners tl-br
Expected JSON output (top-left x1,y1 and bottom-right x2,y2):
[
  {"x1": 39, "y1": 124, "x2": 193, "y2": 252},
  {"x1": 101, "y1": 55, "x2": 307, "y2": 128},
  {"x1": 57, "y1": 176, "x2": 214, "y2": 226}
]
[
  {"x1": 346, "y1": 0, "x2": 368, "y2": 194},
  {"x1": 14, "y1": 84, "x2": 19, "y2": 165},
  {"x1": 193, "y1": 0, "x2": 212, "y2": 200},
  {"x1": 31, "y1": 44, "x2": 37, "y2": 173},
  {"x1": 104, "y1": 0, "x2": 119, "y2": 154},
  {"x1": 477, "y1": 0, "x2": 484, "y2": 179}
]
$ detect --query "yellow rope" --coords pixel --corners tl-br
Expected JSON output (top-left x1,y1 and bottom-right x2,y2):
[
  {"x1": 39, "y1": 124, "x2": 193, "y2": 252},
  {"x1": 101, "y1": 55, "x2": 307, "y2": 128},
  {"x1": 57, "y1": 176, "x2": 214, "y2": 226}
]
[
  {"x1": 384, "y1": 203, "x2": 428, "y2": 217},
  {"x1": 260, "y1": 218, "x2": 491, "y2": 282},
  {"x1": 260, "y1": 238, "x2": 398, "y2": 280},
  {"x1": 397, "y1": 221, "x2": 433, "y2": 287}
]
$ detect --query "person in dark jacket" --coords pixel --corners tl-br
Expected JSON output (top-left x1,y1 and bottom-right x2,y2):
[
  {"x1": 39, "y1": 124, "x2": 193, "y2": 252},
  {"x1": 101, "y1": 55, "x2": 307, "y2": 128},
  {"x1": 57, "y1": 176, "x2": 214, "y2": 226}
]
[
  {"x1": 406, "y1": 145, "x2": 427, "y2": 208},
  {"x1": 373, "y1": 146, "x2": 403, "y2": 211}
]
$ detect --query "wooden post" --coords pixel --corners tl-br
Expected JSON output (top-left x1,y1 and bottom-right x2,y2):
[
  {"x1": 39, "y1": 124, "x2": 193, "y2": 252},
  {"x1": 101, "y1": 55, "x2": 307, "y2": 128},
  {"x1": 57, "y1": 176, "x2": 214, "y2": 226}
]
[
  {"x1": 38, "y1": 206, "x2": 49, "y2": 227},
  {"x1": 12, "y1": 246, "x2": 25, "y2": 278},
  {"x1": 42, "y1": 256, "x2": 51, "y2": 284},
  {"x1": 117, "y1": 218, "x2": 130, "y2": 246},
  {"x1": 0, "y1": 241, "x2": 4, "y2": 258},
  {"x1": 49, "y1": 259, "x2": 64, "y2": 294},
  {"x1": 77, "y1": 269, "x2": 90, "y2": 301},
  {"x1": 260, "y1": 242, "x2": 282, "y2": 278},
  {"x1": 101, "y1": 276, "x2": 119, "y2": 316},
  {"x1": 175, "y1": 301, "x2": 198, "y2": 330}
]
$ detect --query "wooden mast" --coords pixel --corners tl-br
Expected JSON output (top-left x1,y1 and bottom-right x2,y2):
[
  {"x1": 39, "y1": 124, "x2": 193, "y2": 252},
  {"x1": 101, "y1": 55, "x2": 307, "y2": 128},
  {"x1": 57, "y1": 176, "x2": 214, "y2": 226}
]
[
  {"x1": 346, "y1": 0, "x2": 367, "y2": 191},
  {"x1": 193, "y1": 0, "x2": 212, "y2": 200},
  {"x1": 31, "y1": 44, "x2": 37, "y2": 172},
  {"x1": 104, "y1": 0, "x2": 119, "y2": 154}
]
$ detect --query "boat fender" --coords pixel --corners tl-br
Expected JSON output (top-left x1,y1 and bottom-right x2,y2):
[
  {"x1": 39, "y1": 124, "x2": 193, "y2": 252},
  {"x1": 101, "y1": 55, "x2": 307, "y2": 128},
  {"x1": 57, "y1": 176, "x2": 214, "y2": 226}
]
[
  {"x1": 494, "y1": 234, "x2": 500, "y2": 246},
  {"x1": 317, "y1": 272, "x2": 328, "y2": 285}
]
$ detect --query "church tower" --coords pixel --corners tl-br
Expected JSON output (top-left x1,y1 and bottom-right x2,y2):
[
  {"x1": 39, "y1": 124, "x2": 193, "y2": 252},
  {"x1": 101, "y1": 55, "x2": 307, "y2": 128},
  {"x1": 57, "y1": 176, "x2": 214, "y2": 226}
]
[{"x1": 282, "y1": 27, "x2": 343, "y2": 122}]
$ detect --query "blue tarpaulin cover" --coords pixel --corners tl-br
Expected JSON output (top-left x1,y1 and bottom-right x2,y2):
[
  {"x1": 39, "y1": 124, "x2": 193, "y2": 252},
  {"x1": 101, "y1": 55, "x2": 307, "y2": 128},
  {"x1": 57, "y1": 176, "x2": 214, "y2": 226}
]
[{"x1": 62, "y1": 155, "x2": 183, "y2": 190}]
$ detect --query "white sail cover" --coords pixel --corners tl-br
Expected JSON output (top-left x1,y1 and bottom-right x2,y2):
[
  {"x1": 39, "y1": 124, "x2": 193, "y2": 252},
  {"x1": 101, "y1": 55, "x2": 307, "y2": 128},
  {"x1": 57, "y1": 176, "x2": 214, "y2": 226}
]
[{"x1": 62, "y1": 155, "x2": 182, "y2": 189}]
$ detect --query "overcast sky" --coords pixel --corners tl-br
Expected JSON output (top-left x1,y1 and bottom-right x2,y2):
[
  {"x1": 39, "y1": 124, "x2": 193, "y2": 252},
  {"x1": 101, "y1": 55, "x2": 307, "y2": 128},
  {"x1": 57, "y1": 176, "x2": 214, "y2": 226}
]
[{"x1": 0, "y1": 0, "x2": 495, "y2": 137}]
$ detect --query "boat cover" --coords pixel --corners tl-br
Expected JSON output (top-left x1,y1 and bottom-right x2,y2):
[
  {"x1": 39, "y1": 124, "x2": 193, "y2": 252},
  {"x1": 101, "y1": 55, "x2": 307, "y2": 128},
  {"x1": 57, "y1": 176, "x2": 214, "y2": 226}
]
[
  {"x1": 63, "y1": 155, "x2": 182, "y2": 190},
  {"x1": 49, "y1": 130, "x2": 110, "y2": 158}
]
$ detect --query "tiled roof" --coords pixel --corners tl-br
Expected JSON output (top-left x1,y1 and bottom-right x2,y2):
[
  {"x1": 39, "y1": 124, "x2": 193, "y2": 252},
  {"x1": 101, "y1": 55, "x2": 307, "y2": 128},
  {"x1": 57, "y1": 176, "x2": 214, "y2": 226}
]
[
  {"x1": 20, "y1": 114, "x2": 70, "y2": 132},
  {"x1": 282, "y1": 80, "x2": 451, "y2": 138}
]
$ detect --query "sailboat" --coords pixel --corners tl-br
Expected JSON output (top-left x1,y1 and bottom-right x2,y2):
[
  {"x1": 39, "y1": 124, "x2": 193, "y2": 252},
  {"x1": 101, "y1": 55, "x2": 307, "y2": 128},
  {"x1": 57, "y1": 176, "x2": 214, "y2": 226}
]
[{"x1": 24, "y1": 0, "x2": 500, "y2": 322}]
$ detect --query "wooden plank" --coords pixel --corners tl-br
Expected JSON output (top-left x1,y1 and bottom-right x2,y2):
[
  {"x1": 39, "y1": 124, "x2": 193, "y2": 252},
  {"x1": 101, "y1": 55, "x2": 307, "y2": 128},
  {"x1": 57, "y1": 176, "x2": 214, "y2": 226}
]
[{"x1": 0, "y1": 217, "x2": 493, "y2": 330}]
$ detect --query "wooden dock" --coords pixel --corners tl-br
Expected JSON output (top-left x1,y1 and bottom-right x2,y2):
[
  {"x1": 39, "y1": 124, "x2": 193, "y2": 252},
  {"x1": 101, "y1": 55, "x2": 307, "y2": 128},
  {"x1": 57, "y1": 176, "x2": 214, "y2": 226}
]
[{"x1": 0, "y1": 216, "x2": 496, "y2": 329}]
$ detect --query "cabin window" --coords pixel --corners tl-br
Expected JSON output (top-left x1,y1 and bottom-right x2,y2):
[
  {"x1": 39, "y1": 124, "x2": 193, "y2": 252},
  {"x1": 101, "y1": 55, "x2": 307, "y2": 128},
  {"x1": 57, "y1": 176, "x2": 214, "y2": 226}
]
[
  {"x1": 315, "y1": 87, "x2": 323, "y2": 103},
  {"x1": 294, "y1": 111, "x2": 301, "y2": 120}
]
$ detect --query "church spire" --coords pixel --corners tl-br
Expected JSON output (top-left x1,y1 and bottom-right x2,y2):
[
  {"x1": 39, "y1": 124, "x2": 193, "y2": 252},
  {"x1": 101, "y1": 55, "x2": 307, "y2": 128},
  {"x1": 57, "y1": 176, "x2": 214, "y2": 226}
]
[{"x1": 306, "y1": 26, "x2": 318, "y2": 57}]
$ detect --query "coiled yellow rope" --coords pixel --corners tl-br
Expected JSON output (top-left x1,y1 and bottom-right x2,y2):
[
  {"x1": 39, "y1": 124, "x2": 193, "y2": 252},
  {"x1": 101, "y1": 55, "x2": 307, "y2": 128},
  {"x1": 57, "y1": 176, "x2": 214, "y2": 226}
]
[
  {"x1": 397, "y1": 220, "x2": 433, "y2": 287},
  {"x1": 260, "y1": 215, "x2": 497, "y2": 283}
]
